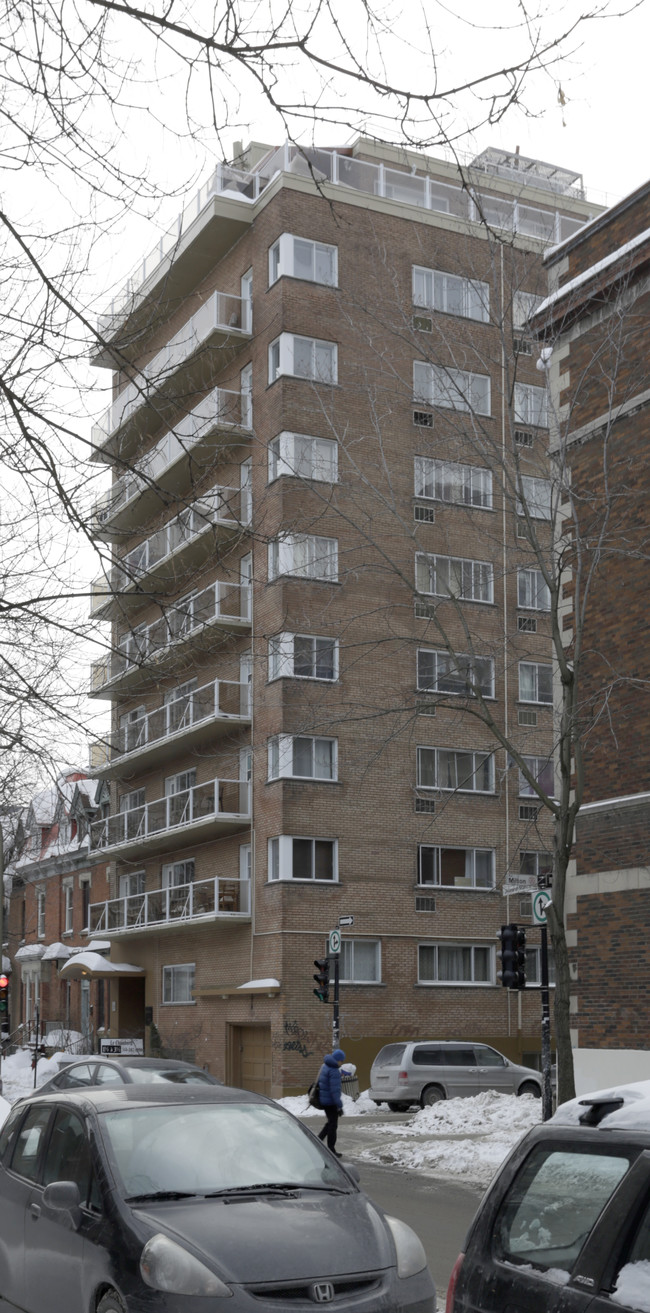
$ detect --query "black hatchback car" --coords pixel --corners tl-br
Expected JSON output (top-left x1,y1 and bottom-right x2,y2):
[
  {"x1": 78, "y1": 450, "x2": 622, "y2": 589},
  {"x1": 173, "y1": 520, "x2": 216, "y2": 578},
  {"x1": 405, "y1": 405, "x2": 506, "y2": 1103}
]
[
  {"x1": 0, "y1": 1083, "x2": 435, "y2": 1313},
  {"x1": 36, "y1": 1054, "x2": 223, "y2": 1094},
  {"x1": 446, "y1": 1080, "x2": 650, "y2": 1313}
]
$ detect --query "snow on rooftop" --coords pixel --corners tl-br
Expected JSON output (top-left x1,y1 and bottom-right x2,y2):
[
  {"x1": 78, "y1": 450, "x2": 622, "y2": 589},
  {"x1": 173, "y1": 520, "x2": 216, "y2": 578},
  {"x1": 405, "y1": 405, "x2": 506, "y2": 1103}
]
[{"x1": 534, "y1": 225, "x2": 650, "y2": 321}]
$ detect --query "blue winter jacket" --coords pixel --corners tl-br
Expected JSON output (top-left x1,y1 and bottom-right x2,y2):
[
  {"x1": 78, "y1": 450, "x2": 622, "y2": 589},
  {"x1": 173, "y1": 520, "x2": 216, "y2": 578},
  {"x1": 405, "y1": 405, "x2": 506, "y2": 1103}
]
[{"x1": 317, "y1": 1054, "x2": 343, "y2": 1110}]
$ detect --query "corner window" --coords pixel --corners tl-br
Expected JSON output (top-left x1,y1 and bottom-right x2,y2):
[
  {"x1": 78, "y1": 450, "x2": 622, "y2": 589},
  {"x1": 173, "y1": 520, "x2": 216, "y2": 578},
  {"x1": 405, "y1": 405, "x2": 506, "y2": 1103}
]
[
  {"x1": 519, "y1": 756, "x2": 554, "y2": 798},
  {"x1": 419, "y1": 846, "x2": 495, "y2": 889},
  {"x1": 268, "y1": 735, "x2": 337, "y2": 781},
  {"x1": 514, "y1": 382, "x2": 548, "y2": 428},
  {"x1": 268, "y1": 333, "x2": 337, "y2": 385},
  {"x1": 417, "y1": 649, "x2": 494, "y2": 698},
  {"x1": 519, "y1": 662, "x2": 552, "y2": 704},
  {"x1": 162, "y1": 963, "x2": 195, "y2": 1004},
  {"x1": 413, "y1": 266, "x2": 489, "y2": 323},
  {"x1": 413, "y1": 361, "x2": 491, "y2": 416},
  {"x1": 417, "y1": 746, "x2": 495, "y2": 794},
  {"x1": 268, "y1": 534, "x2": 338, "y2": 583},
  {"x1": 414, "y1": 456, "x2": 492, "y2": 508},
  {"x1": 268, "y1": 432, "x2": 338, "y2": 483},
  {"x1": 340, "y1": 940, "x2": 381, "y2": 983},
  {"x1": 418, "y1": 943, "x2": 493, "y2": 984},
  {"x1": 517, "y1": 568, "x2": 551, "y2": 611},
  {"x1": 268, "y1": 836, "x2": 338, "y2": 882},
  {"x1": 269, "y1": 633, "x2": 338, "y2": 682},
  {"x1": 268, "y1": 234, "x2": 337, "y2": 287}
]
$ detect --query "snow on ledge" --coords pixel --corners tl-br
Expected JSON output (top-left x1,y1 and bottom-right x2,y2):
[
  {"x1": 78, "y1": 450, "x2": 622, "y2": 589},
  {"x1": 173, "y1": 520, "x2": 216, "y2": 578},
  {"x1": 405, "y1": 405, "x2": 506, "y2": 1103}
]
[{"x1": 237, "y1": 978, "x2": 280, "y2": 989}]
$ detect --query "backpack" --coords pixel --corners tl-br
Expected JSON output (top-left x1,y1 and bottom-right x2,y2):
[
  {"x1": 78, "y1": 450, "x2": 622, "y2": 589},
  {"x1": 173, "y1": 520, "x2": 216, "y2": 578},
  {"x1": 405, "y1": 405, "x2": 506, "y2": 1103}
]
[{"x1": 307, "y1": 1079, "x2": 322, "y2": 1109}]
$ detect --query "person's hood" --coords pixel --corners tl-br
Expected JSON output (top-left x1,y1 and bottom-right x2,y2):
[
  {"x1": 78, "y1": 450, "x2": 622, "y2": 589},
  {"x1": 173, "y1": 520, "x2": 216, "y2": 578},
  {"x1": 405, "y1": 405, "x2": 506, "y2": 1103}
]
[{"x1": 323, "y1": 1054, "x2": 340, "y2": 1068}]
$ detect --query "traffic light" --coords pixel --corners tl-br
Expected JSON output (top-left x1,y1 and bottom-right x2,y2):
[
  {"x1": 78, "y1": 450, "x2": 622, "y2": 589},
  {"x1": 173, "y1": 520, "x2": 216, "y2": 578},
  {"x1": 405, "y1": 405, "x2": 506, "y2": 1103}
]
[
  {"x1": 0, "y1": 973, "x2": 9, "y2": 1020},
  {"x1": 497, "y1": 925, "x2": 527, "y2": 989},
  {"x1": 313, "y1": 958, "x2": 330, "y2": 1003}
]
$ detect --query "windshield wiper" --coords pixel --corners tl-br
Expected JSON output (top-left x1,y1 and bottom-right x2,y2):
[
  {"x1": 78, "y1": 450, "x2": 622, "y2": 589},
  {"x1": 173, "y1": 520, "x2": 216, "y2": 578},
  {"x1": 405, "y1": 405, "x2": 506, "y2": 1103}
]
[
  {"x1": 126, "y1": 1190, "x2": 198, "y2": 1203},
  {"x1": 205, "y1": 1181, "x2": 348, "y2": 1198}
]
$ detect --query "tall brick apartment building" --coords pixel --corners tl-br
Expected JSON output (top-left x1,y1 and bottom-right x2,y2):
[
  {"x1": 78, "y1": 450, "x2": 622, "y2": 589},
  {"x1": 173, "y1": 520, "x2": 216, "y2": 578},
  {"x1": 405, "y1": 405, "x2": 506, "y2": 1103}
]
[
  {"x1": 87, "y1": 139, "x2": 595, "y2": 1094},
  {"x1": 533, "y1": 179, "x2": 650, "y2": 1095}
]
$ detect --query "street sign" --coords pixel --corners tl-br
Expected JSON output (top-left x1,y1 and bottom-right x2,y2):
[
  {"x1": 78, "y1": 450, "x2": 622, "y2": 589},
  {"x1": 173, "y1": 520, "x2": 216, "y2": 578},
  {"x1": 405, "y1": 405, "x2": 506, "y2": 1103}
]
[
  {"x1": 532, "y1": 890, "x2": 552, "y2": 925},
  {"x1": 503, "y1": 874, "x2": 538, "y2": 895},
  {"x1": 338, "y1": 915, "x2": 354, "y2": 927},
  {"x1": 100, "y1": 1038, "x2": 144, "y2": 1055},
  {"x1": 328, "y1": 929, "x2": 341, "y2": 955}
]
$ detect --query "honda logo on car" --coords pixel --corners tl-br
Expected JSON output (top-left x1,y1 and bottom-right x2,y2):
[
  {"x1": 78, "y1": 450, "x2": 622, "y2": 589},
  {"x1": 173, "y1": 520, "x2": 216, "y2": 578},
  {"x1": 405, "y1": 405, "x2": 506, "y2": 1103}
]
[{"x1": 311, "y1": 1282, "x2": 335, "y2": 1303}]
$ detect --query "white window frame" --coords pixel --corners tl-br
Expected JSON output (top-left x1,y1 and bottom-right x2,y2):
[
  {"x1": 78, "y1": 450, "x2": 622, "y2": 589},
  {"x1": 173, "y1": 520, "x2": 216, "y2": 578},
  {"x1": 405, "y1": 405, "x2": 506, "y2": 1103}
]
[
  {"x1": 417, "y1": 649, "x2": 494, "y2": 699},
  {"x1": 416, "y1": 552, "x2": 494, "y2": 604},
  {"x1": 525, "y1": 946, "x2": 556, "y2": 986},
  {"x1": 414, "y1": 456, "x2": 492, "y2": 509},
  {"x1": 162, "y1": 963, "x2": 196, "y2": 1005},
  {"x1": 268, "y1": 234, "x2": 338, "y2": 288},
  {"x1": 418, "y1": 942, "x2": 494, "y2": 986},
  {"x1": 268, "y1": 633, "x2": 338, "y2": 682},
  {"x1": 36, "y1": 888, "x2": 46, "y2": 939},
  {"x1": 268, "y1": 534, "x2": 338, "y2": 583},
  {"x1": 412, "y1": 265, "x2": 489, "y2": 323},
  {"x1": 418, "y1": 846, "x2": 495, "y2": 890},
  {"x1": 118, "y1": 871, "x2": 145, "y2": 898},
  {"x1": 519, "y1": 850, "x2": 553, "y2": 881},
  {"x1": 161, "y1": 859, "x2": 195, "y2": 888},
  {"x1": 417, "y1": 746, "x2": 495, "y2": 794},
  {"x1": 519, "y1": 756, "x2": 555, "y2": 799},
  {"x1": 340, "y1": 940, "x2": 381, "y2": 984},
  {"x1": 513, "y1": 290, "x2": 544, "y2": 332},
  {"x1": 268, "y1": 333, "x2": 338, "y2": 385},
  {"x1": 267, "y1": 735, "x2": 338, "y2": 782},
  {"x1": 517, "y1": 476, "x2": 552, "y2": 520},
  {"x1": 517, "y1": 568, "x2": 551, "y2": 612},
  {"x1": 240, "y1": 362, "x2": 253, "y2": 429},
  {"x1": 268, "y1": 432, "x2": 338, "y2": 484},
  {"x1": 413, "y1": 361, "x2": 491, "y2": 416},
  {"x1": 514, "y1": 382, "x2": 548, "y2": 428},
  {"x1": 268, "y1": 836, "x2": 339, "y2": 882},
  {"x1": 518, "y1": 661, "x2": 553, "y2": 704},
  {"x1": 63, "y1": 880, "x2": 74, "y2": 934}
]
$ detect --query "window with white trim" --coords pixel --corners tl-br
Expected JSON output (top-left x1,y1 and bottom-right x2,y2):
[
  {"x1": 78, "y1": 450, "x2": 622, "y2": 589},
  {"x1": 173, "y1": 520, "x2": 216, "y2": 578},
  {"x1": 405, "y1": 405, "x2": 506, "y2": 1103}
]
[
  {"x1": 419, "y1": 846, "x2": 495, "y2": 889},
  {"x1": 519, "y1": 850, "x2": 553, "y2": 881},
  {"x1": 268, "y1": 735, "x2": 337, "y2": 781},
  {"x1": 413, "y1": 266, "x2": 489, "y2": 322},
  {"x1": 417, "y1": 649, "x2": 494, "y2": 698},
  {"x1": 240, "y1": 363, "x2": 253, "y2": 429},
  {"x1": 118, "y1": 871, "x2": 145, "y2": 898},
  {"x1": 526, "y1": 946, "x2": 556, "y2": 986},
  {"x1": 414, "y1": 456, "x2": 492, "y2": 508},
  {"x1": 269, "y1": 633, "x2": 338, "y2": 682},
  {"x1": 162, "y1": 963, "x2": 195, "y2": 1004},
  {"x1": 340, "y1": 940, "x2": 381, "y2": 983},
  {"x1": 517, "y1": 476, "x2": 552, "y2": 520},
  {"x1": 268, "y1": 836, "x2": 338, "y2": 882},
  {"x1": 416, "y1": 553, "x2": 493, "y2": 603},
  {"x1": 417, "y1": 746, "x2": 495, "y2": 793},
  {"x1": 268, "y1": 534, "x2": 338, "y2": 582},
  {"x1": 268, "y1": 333, "x2": 337, "y2": 385},
  {"x1": 418, "y1": 943, "x2": 493, "y2": 984},
  {"x1": 269, "y1": 234, "x2": 337, "y2": 287},
  {"x1": 162, "y1": 859, "x2": 195, "y2": 888},
  {"x1": 514, "y1": 382, "x2": 548, "y2": 428},
  {"x1": 413, "y1": 361, "x2": 491, "y2": 415},
  {"x1": 36, "y1": 889, "x2": 46, "y2": 938},
  {"x1": 63, "y1": 882, "x2": 74, "y2": 933},
  {"x1": 268, "y1": 432, "x2": 338, "y2": 484},
  {"x1": 519, "y1": 661, "x2": 552, "y2": 704},
  {"x1": 513, "y1": 290, "x2": 544, "y2": 331},
  {"x1": 519, "y1": 756, "x2": 555, "y2": 798},
  {"x1": 119, "y1": 788, "x2": 144, "y2": 813},
  {"x1": 517, "y1": 568, "x2": 551, "y2": 611}
]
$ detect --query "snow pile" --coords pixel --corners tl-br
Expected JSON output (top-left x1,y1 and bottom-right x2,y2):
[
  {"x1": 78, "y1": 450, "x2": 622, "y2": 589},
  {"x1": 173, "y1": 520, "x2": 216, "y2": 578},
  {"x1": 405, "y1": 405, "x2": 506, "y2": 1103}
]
[
  {"x1": 277, "y1": 1088, "x2": 379, "y2": 1118},
  {"x1": 613, "y1": 1261, "x2": 650, "y2": 1312},
  {"x1": 0, "y1": 1047, "x2": 64, "y2": 1107}
]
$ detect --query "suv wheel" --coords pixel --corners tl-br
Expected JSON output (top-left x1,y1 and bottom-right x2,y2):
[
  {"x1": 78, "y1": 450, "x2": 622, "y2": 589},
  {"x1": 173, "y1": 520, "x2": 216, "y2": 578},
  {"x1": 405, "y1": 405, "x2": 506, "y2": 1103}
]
[
  {"x1": 421, "y1": 1085, "x2": 445, "y2": 1107},
  {"x1": 98, "y1": 1294, "x2": 126, "y2": 1313},
  {"x1": 518, "y1": 1081, "x2": 542, "y2": 1097}
]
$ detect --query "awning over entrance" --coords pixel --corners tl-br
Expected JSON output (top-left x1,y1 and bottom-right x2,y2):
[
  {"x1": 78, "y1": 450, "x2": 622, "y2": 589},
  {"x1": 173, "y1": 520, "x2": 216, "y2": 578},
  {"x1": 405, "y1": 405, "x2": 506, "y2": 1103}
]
[{"x1": 58, "y1": 952, "x2": 145, "y2": 980}]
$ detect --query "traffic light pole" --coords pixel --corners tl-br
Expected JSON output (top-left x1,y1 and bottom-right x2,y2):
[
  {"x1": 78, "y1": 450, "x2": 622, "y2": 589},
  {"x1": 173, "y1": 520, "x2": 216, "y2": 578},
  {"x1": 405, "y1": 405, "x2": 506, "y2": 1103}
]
[
  {"x1": 540, "y1": 925, "x2": 553, "y2": 1122},
  {"x1": 332, "y1": 956, "x2": 340, "y2": 1050},
  {"x1": 0, "y1": 826, "x2": 3, "y2": 1092}
]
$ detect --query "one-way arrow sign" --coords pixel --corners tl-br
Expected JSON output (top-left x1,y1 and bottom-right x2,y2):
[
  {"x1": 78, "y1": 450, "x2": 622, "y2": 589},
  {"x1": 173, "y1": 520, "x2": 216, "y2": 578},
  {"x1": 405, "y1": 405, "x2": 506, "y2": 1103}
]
[{"x1": 338, "y1": 915, "x2": 354, "y2": 927}]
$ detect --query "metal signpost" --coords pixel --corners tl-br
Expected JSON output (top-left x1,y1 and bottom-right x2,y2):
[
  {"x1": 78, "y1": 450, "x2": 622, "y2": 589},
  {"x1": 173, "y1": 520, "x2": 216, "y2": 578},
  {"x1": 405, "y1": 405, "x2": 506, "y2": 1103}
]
[
  {"x1": 328, "y1": 929, "x2": 341, "y2": 1048},
  {"x1": 533, "y1": 890, "x2": 553, "y2": 1121}
]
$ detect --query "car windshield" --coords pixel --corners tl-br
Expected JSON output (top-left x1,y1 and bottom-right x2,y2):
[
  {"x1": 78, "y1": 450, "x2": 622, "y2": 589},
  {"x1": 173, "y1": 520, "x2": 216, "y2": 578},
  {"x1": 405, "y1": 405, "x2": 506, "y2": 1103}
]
[
  {"x1": 99, "y1": 1102, "x2": 350, "y2": 1199},
  {"x1": 122, "y1": 1067, "x2": 213, "y2": 1085}
]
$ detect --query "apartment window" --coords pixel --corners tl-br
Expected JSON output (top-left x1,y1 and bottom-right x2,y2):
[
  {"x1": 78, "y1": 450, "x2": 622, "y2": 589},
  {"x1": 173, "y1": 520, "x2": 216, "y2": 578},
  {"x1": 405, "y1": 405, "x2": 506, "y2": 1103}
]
[
  {"x1": 520, "y1": 851, "x2": 553, "y2": 881},
  {"x1": 240, "y1": 363, "x2": 253, "y2": 428},
  {"x1": 268, "y1": 836, "x2": 338, "y2": 882},
  {"x1": 514, "y1": 382, "x2": 548, "y2": 428},
  {"x1": 418, "y1": 943, "x2": 493, "y2": 985},
  {"x1": 162, "y1": 860, "x2": 195, "y2": 888},
  {"x1": 513, "y1": 290, "x2": 544, "y2": 332},
  {"x1": 413, "y1": 266, "x2": 489, "y2": 323},
  {"x1": 36, "y1": 889, "x2": 45, "y2": 938},
  {"x1": 119, "y1": 788, "x2": 144, "y2": 814},
  {"x1": 417, "y1": 649, "x2": 494, "y2": 698},
  {"x1": 63, "y1": 882, "x2": 74, "y2": 933},
  {"x1": 417, "y1": 746, "x2": 495, "y2": 793},
  {"x1": 340, "y1": 940, "x2": 381, "y2": 983},
  {"x1": 519, "y1": 661, "x2": 553, "y2": 704},
  {"x1": 269, "y1": 633, "x2": 338, "y2": 681},
  {"x1": 517, "y1": 476, "x2": 552, "y2": 520},
  {"x1": 518, "y1": 568, "x2": 551, "y2": 612},
  {"x1": 519, "y1": 756, "x2": 555, "y2": 799},
  {"x1": 414, "y1": 456, "x2": 492, "y2": 509},
  {"x1": 268, "y1": 534, "x2": 338, "y2": 583},
  {"x1": 526, "y1": 947, "x2": 556, "y2": 986},
  {"x1": 118, "y1": 871, "x2": 145, "y2": 898},
  {"x1": 268, "y1": 333, "x2": 337, "y2": 385},
  {"x1": 240, "y1": 458, "x2": 252, "y2": 526},
  {"x1": 268, "y1": 735, "x2": 337, "y2": 781},
  {"x1": 164, "y1": 679, "x2": 198, "y2": 733},
  {"x1": 419, "y1": 846, "x2": 495, "y2": 889},
  {"x1": 268, "y1": 432, "x2": 338, "y2": 484},
  {"x1": 80, "y1": 878, "x2": 91, "y2": 930},
  {"x1": 416, "y1": 553, "x2": 493, "y2": 604},
  {"x1": 413, "y1": 361, "x2": 491, "y2": 416},
  {"x1": 269, "y1": 234, "x2": 337, "y2": 287},
  {"x1": 162, "y1": 964, "x2": 195, "y2": 1004}
]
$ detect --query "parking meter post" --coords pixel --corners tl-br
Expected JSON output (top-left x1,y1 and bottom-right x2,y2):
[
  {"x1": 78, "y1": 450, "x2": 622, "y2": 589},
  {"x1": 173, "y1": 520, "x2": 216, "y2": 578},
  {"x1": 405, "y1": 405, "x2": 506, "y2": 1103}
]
[
  {"x1": 540, "y1": 926, "x2": 553, "y2": 1121},
  {"x1": 332, "y1": 956, "x2": 340, "y2": 1050},
  {"x1": 33, "y1": 1007, "x2": 40, "y2": 1089}
]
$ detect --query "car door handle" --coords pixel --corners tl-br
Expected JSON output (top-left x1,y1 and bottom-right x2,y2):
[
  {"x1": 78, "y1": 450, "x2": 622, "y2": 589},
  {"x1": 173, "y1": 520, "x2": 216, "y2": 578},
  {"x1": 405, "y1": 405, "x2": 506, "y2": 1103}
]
[{"x1": 29, "y1": 1203, "x2": 41, "y2": 1220}]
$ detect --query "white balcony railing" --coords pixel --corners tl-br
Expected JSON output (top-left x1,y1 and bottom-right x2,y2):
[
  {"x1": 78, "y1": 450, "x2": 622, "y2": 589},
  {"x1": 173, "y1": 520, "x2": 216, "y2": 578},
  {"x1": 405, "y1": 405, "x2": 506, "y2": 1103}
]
[
  {"x1": 91, "y1": 487, "x2": 248, "y2": 612},
  {"x1": 90, "y1": 776, "x2": 250, "y2": 852},
  {"x1": 92, "y1": 385, "x2": 250, "y2": 529},
  {"x1": 89, "y1": 873, "x2": 251, "y2": 933},
  {"x1": 93, "y1": 290, "x2": 251, "y2": 448},
  {"x1": 90, "y1": 676, "x2": 250, "y2": 767},
  {"x1": 89, "y1": 579, "x2": 251, "y2": 692}
]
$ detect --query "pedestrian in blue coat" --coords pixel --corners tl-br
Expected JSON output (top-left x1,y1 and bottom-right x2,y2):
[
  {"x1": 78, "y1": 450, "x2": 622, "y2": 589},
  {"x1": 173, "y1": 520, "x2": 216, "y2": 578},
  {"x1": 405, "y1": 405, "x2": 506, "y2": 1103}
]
[{"x1": 317, "y1": 1048, "x2": 346, "y2": 1154}]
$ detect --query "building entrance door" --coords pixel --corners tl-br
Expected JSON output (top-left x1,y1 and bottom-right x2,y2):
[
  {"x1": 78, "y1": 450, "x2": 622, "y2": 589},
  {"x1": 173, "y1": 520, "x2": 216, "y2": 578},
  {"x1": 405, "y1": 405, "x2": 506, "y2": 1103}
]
[{"x1": 229, "y1": 1024, "x2": 272, "y2": 1096}]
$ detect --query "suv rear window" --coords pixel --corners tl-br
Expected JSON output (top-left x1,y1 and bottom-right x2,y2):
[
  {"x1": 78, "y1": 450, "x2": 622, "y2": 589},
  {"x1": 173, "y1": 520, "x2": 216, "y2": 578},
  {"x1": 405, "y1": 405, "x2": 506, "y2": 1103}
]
[
  {"x1": 496, "y1": 1145, "x2": 632, "y2": 1274},
  {"x1": 373, "y1": 1045, "x2": 406, "y2": 1068}
]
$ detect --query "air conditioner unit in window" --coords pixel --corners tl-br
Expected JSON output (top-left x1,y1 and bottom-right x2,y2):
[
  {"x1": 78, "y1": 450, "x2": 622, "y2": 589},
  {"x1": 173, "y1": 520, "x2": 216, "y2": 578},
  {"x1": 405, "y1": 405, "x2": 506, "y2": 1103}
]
[
  {"x1": 519, "y1": 803, "x2": 540, "y2": 821},
  {"x1": 518, "y1": 709, "x2": 538, "y2": 727},
  {"x1": 513, "y1": 337, "x2": 533, "y2": 356},
  {"x1": 515, "y1": 429, "x2": 534, "y2": 447},
  {"x1": 415, "y1": 599, "x2": 436, "y2": 620},
  {"x1": 415, "y1": 796, "x2": 436, "y2": 814},
  {"x1": 518, "y1": 615, "x2": 537, "y2": 633},
  {"x1": 416, "y1": 699, "x2": 437, "y2": 716},
  {"x1": 414, "y1": 504, "x2": 435, "y2": 523},
  {"x1": 413, "y1": 410, "x2": 434, "y2": 428},
  {"x1": 413, "y1": 314, "x2": 433, "y2": 333},
  {"x1": 415, "y1": 895, "x2": 437, "y2": 913}
]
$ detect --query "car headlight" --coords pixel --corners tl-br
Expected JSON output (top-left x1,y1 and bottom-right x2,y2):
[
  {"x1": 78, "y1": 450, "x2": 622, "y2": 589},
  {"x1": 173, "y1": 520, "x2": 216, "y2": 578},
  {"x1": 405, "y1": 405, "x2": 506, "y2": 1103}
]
[
  {"x1": 140, "y1": 1233, "x2": 232, "y2": 1296},
  {"x1": 384, "y1": 1215, "x2": 428, "y2": 1279}
]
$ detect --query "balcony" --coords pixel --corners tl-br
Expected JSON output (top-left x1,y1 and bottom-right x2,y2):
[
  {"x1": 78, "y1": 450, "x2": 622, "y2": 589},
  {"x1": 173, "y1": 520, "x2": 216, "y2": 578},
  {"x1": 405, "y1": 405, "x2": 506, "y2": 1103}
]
[
  {"x1": 89, "y1": 776, "x2": 250, "y2": 860},
  {"x1": 91, "y1": 385, "x2": 251, "y2": 538},
  {"x1": 89, "y1": 579, "x2": 251, "y2": 697},
  {"x1": 89, "y1": 677, "x2": 250, "y2": 778},
  {"x1": 92, "y1": 291, "x2": 252, "y2": 462},
  {"x1": 90, "y1": 487, "x2": 249, "y2": 619},
  {"x1": 89, "y1": 874, "x2": 251, "y2": 937}
]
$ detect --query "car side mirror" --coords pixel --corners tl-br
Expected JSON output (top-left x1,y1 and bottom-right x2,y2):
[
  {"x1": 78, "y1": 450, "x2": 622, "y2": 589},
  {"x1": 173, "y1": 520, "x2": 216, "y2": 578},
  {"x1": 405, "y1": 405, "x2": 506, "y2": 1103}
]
[
  {"x1": 342, "y1": 1162, "x2": 360, "y2": 1183},
  {"x1": 42, "y1": 1180, "x2": 83, "y2": 1230}
]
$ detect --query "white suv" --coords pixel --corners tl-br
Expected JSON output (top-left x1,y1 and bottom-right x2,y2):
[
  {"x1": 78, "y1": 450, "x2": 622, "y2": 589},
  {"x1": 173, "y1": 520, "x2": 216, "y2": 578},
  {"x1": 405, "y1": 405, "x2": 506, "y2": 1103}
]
[{"x1": 369, "y1": 1040, "x2": 542, "y2": 1109}]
